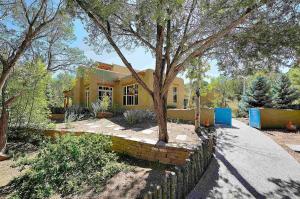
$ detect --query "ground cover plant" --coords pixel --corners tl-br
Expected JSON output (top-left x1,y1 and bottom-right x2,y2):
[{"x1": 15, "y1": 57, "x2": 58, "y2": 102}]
[
  {"x1": 123, "y1": 110, "x2": 156, "y2": 125},
  {"x1": 7, "y1": 134, "x2": 130, "y2": 199}
]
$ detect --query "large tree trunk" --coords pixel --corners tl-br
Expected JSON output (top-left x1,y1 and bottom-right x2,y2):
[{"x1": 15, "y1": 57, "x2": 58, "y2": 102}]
[
  {"x1": 195, "y1": 88, "x2": 201, "y2": 131},
  {"x1": 0, "y1": 108, "x2": 8, "y2": 153},
  {"x1": 153, "y1": 86, "x2": 168, "y2": 143},
  {"x1": 0, "y1": 85, "x2": 8, "y2": 153}
]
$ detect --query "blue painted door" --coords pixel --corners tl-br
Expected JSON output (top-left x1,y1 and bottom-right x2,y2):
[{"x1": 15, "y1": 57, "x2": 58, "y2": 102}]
[
  {"x1": 215, "y1": 108, "x2": 232, "y2": 126},
  {"x1": 249, "y1": 108, "x2": 261, "y2": 129}
]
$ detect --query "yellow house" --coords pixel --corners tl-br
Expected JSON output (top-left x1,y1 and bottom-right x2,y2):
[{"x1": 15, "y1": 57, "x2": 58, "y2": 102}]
[{"x1": 67, "y1": 62, "x2": 185, "y2": 110}]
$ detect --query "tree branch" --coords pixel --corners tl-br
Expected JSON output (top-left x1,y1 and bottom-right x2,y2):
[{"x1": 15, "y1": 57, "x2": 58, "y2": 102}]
[
  {"x1": 162, "y1": 3, "x2": 259, "y2": 96},
  {"x1": 4, "y1": 92, "x2": 23, "y2": 108},
  {"x1": 75, "y1": 0, "x2": 153, "y2": 96}
]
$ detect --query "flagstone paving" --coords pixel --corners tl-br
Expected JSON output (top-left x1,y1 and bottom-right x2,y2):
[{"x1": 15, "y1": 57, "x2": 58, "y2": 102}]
[{"x1": 52, "y1": 116, "x2": 201, "y2": 148}]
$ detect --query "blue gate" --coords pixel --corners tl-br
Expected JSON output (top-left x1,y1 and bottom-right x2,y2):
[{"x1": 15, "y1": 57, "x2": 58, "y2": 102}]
[
  {"x1": 215, "y1": 108, "x2": 232, "y2": 126},
  {"x1": 249, "y1": 108, "x2": 261, "y2": 129}
]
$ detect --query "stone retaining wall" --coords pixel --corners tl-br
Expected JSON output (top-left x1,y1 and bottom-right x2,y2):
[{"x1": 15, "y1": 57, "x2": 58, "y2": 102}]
[
  {"x1": 112, "y1": 136, "x2": 192, "y2": 165},
  {"x1": 44, "y1": 129, "x2": 214, "y2": 166},
  {"x1": 142, "y1": 134, "x2": 216, "y2": 199}
]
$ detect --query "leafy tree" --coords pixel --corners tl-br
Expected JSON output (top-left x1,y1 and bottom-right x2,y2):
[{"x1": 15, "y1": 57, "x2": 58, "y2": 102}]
[
  {"x1": 185, "y1": 58, "x2": 210, "y2": 108},
  {"x1": 217, "y1": 2, "x2": 299, "y2": 76},
  {"x1": 0, "y1": 0, "x2": 86, "y2": 153},
  {"x1": 8, "y1": 60, "x2": 51, "y2": 129},
  {"x1": 288, "y1": 68, "x2": 300, "y2": 103},
  {"x1": 48, "y1": 73, "x2": 75, "y2": 107},
  {"x1": 238, "y1": 75, "x2": 272, "y2": 116},
  {"x1": 206, "y1": 77, "x2": 237, "y2": 107},
  {"x1": 68, "y1": 0, "x2": 298, "y2": 142},
  {"x1": 272, "y1": 74, "x2": 299, "y2": 109}
]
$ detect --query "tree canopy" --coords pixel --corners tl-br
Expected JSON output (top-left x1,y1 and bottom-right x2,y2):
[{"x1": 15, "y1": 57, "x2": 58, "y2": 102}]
[{"x1": 67, "y1": 0, "x2": 300, "y2": 142}]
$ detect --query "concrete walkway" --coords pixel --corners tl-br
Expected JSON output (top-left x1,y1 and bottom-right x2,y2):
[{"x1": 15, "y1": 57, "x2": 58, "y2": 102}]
[{"x1": 188, "y1": 119, "x2": 300, "y2": 199}]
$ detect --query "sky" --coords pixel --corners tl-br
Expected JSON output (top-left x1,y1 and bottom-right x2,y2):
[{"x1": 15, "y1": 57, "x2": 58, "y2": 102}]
[{"x1": 71, "y1": 20, "x2": 220, "y2": 83}]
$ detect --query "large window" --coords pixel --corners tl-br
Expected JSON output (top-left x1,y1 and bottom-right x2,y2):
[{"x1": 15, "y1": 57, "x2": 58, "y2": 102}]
[
  {"x1": 85, "y1": 88, "x2": 90, "y2": 107},
  {"x1": 99, "y1": 86, "x2": 113, "y2": 105},
  {"x1": 173, "y1": 87, "x2": 177, "y2": 103},
  {"x1": 123, "y1": 84, "x2": 138, "y2": 105}
]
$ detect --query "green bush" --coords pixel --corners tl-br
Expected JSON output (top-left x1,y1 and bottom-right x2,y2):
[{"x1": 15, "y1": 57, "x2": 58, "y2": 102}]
[
  {"x1": 109, "y1": 103, "x2": 125, "y2": 116},
  {"x1": 123, "y1": 110, "x2": 155, "y2": 125},
  {"x1": 10, "y1": 134, "x2": 128, "y2": 199}
]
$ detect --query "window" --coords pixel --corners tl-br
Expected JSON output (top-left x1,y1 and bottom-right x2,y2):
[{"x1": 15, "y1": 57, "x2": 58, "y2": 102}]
[
  {"x1": 173, "y1": 87, "x2": 177, "y2": 103},
  {"x1": 98, "y1": 86, "x2": 113, "y2": 105},
  {"x1": 123, "y1": 84, "x2": 138, "y2": 105},
  {"x1": 85, "y1": 88, "x2": 90, "y2": 107}
]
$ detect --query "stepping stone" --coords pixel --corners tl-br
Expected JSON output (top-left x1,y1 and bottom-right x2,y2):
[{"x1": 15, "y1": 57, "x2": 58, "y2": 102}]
[
  {"x1": 114, "y1": 127, "x2": 125, "y2": 131},
  {"x1": 287, "y1": 144, "x2": 300, "y2": 152},
  {"x1": 105, "y1": 125, "x2": 115, "y2": 128},
  {"x1": 176, "y1": 135, "x2": 187, "y2": 141},
  {"x1": 131, "y1": 127, "x2": 142, "y2": 131},
  {"x1": 85, "y1": 123, "x2": 95, "y2": 126},
  {"x1": 143, "y1": 139, "x2": 157, "y2": 145},
  {"x1": 142, "y1": 129, "x2": 153, "y2": 134},
  {"x1": 90, "y1": 125, "x2": 101, "y2": 128}
]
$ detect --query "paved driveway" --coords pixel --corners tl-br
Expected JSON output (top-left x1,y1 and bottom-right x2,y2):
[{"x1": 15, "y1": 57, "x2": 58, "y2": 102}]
[{"x1": 188, "y1": 119, "x2": 300, "y2": 199}]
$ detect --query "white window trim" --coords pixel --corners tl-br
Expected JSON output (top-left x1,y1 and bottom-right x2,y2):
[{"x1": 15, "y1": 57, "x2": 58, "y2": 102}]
[
  {"x1": 98, "y1": 86, "x2": 113, "y2": 104},
  {"x1": 123, "y1": 84, "x2": 138, "y2": 106}
]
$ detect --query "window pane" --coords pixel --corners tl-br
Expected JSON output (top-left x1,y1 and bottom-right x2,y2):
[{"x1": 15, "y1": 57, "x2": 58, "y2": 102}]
[
  {"x1": 123, "y1": 96, "x2": 126, "y2": 105},
  {"x1": 135, "y1": 95, "x2": 138, "y2": 105}
]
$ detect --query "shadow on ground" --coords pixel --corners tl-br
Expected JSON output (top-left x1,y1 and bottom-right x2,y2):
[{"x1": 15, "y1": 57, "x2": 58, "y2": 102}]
[{"x1": 265, "y1": 178, "x2": 300, "y2": 198}]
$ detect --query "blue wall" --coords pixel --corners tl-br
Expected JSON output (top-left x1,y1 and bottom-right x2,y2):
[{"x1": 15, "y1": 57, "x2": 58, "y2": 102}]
[
  {"x1": 215, "y1": 108, "x2": 232, "y2": 126},
  {"x1": 249, "y1": 108, "x2": 261, "y2": 129}
]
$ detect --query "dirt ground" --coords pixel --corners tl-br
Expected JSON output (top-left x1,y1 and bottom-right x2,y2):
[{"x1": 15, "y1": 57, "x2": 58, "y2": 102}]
[
  {"x1": 236, "y1": 117, "x2": 300, "y2": 163},
  {"x1": 264, "y1": 130, "x2": 300, "y2": 163}
]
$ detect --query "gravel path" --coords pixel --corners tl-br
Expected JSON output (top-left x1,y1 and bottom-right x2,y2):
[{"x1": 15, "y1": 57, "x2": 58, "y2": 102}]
[{"x1": 188, "y1": 119, "x2": 300, "y2": 199}]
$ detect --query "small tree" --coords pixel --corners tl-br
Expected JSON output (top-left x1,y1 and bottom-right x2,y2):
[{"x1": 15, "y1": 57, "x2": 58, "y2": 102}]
[
  {"x1": 272, "y1": 74, "x2": 299, "y2": 109},
  {"x1": 238, "y1": 75, "x2": 271, "y2": 116}
]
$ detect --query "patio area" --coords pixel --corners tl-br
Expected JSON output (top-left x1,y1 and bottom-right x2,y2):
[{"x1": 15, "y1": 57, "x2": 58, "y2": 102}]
[{"x1": 50, "y1": 116, "x2": 202, "y2": 149}]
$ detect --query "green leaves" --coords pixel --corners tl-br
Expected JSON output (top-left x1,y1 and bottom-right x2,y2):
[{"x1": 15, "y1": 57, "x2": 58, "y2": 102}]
[
  {"x1": 10, "y1": 134, "x2": 128, "y2": 199},
  {"x1": 8, "y1": 60, "x2": 51, "y2": 129}
]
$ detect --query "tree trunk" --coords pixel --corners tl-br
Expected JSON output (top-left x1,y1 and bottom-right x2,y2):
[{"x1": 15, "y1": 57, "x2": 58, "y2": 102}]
[
  {"x1": 153, "y1": 87, "x2": 168, "y2": 143},
  {"x1": 195, "y1": 88, "x2": 200, "y2": 131},
  {"x1": 0, "y1": 108, "x2": 8, "y2": 153},
  {"x1": 0, "y1": 84, "x2": 8, "y2": 153}
]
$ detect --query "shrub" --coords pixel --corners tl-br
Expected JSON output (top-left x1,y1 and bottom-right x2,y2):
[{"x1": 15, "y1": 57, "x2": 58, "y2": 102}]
[
  {"x1": 91, "y1": 100, "x2": 102, "y2": 117},
  {"x1": 49, "y1": 107, "x2": 66, "y2": 114},
  {"x1": 10, "y1": 134, "x2": 128, "y2": 199},
  {"x1": 123, "y1": 110, "x2": 155, "y2": 125},
  {"x1": 100, "y1": 96, "x2": 110, "y2": 112},
  {"x1": 109, "y1": 104, "x2": 125, "y2": 116},
  {"x1": 65, "y1": 105, "x2": 90, "y2": 120}
]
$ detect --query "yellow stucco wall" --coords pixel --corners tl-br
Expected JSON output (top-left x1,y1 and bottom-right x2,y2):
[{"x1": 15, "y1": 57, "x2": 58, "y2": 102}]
[
  {"x1": 167, "y1": 108, "x2": 215, "y2": 126},
  {"x1": 71, "y1": 67, "x2": 185, "y2": 110},
  {"x1": 260, "y1": 108, "x2": 300, "y2": 129}
]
